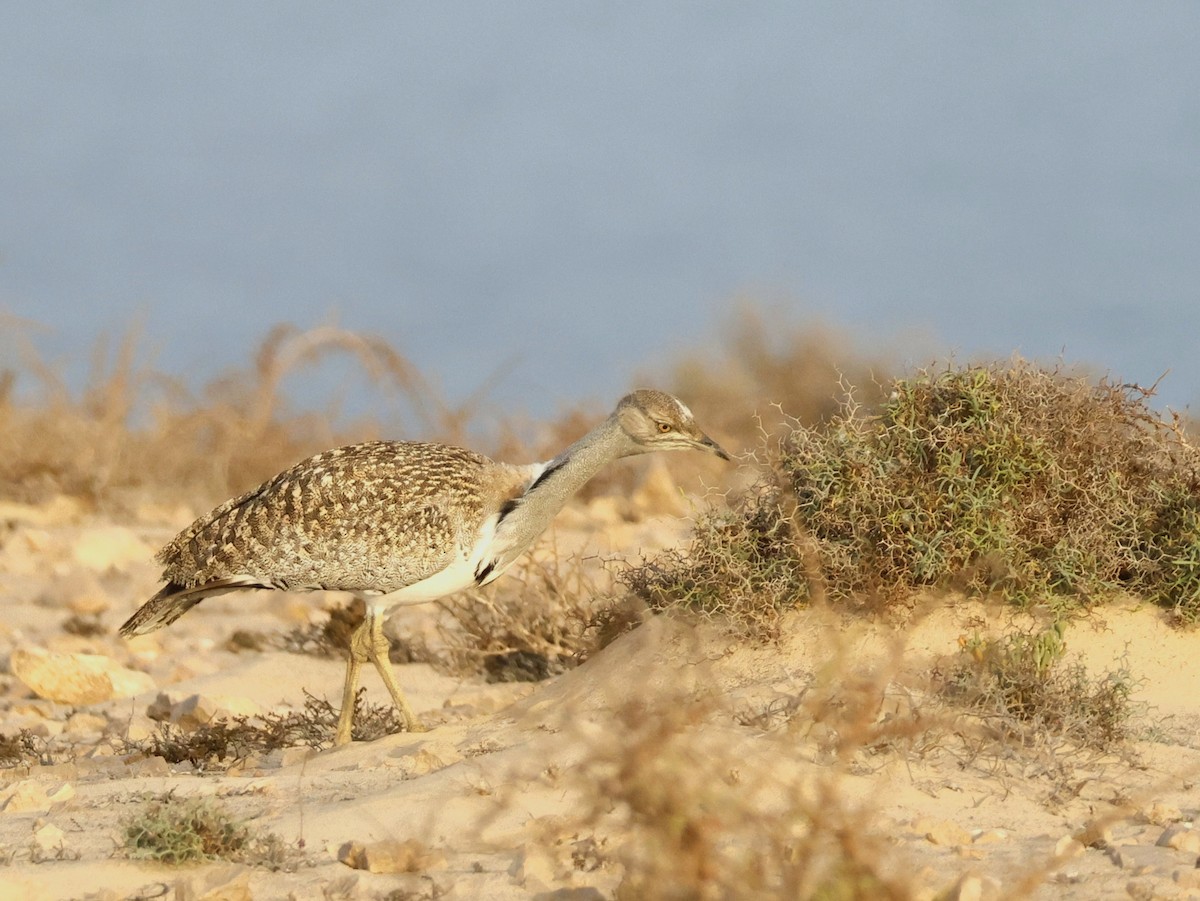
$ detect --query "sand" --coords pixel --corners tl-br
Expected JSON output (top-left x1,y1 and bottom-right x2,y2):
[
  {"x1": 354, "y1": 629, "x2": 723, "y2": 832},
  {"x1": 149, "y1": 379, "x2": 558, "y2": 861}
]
[{"x1": 2, "y1": 499, "x2": 1200, "y2": 900}]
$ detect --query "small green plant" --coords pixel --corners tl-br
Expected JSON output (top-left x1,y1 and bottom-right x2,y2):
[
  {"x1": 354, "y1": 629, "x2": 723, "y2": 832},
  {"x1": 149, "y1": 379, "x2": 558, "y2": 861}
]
[
  {"x1": 938, "y1": 622, "x2": 1136, "y2": 751},
  {"x1": 122, "y1": 795, "x2": 255, "y2": 864}
]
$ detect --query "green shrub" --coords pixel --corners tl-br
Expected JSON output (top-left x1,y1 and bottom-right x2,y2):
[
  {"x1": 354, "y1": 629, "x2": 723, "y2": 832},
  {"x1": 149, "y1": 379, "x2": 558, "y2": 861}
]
[
  {"x1": 123, "y1": 796, "x2": 252, "y2": 864},
  {"x1": 937, "y1": 622, "x2": 1136, "y2": 751},
  {"x1": 627, "y1": 361, "x2": 1200, "y2": 629}
]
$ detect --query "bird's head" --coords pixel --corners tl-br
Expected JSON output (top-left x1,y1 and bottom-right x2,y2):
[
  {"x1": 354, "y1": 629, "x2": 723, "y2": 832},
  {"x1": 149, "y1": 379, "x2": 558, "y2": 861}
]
[{"x1": 613, "y1": 389, "x2": 731, "y2": 460}]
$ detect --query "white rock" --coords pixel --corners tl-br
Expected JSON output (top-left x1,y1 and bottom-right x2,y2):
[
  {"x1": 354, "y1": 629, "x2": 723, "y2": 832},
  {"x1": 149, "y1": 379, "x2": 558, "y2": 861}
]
[
  {"x1": 147, "y1": 692, "x2": 265, "y2": 729},
  {"x1": 32, "y1": 822, "x2": 66, "y2": 854},
  {"x1": 1158, "y1": 824, "x2": 1200, "y2": 854},
  {"x1": 10, "y1": 646, "x2": 155, "y2": 704},
  {"x1": 0, "y1": 780, "x2": 74, "y2": 814}
]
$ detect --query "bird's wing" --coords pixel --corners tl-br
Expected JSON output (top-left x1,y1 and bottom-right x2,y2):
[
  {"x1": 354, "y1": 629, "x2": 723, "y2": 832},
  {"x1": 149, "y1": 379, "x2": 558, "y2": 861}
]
[{"x1": 157, "y1": 441, "x2": 488, "y2": 592}]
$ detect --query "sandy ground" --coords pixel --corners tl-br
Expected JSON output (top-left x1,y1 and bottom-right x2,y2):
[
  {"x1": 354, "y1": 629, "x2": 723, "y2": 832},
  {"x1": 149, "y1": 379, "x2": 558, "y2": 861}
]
[{"x1": 3, "y1": 496, "x2": 1200, "y2": 900}]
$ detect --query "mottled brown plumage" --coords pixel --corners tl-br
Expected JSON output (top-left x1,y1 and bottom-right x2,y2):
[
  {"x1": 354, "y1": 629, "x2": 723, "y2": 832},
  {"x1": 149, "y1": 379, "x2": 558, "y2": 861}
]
[
  {"x1": 120, "y1": 442, "x2": 535, "y2": 637},
  {"x1": 120, "y1": 389, "x2": 729, "y2": 744}
]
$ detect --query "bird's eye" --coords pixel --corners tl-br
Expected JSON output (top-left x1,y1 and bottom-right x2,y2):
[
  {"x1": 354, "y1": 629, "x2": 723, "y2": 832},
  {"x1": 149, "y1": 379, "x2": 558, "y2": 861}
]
[{"x1": 657, "y1": 422, "x2": 672, "y2": 433}]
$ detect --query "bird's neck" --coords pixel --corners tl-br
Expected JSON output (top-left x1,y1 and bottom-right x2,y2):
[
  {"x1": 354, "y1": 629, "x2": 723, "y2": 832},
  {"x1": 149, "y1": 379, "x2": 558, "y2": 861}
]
[
  {"x1": 543, "y1": 413, "x2": 638, "y2": 497},
  {"x1": 490, "y1": 415, "x2": 638, "y2": 563}
]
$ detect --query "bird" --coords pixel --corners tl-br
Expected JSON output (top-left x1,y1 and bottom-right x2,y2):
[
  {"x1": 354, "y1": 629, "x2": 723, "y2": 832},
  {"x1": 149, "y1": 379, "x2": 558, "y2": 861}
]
[{"x1": 120, "y1": 389, "x2": 729, "y2": 745}]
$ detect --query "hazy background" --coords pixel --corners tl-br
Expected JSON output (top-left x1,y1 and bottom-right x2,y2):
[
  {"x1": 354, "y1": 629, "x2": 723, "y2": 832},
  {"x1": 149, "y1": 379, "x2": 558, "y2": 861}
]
[{"x1": 3, "y1": 3, "x2": 1198, "y2": 420}]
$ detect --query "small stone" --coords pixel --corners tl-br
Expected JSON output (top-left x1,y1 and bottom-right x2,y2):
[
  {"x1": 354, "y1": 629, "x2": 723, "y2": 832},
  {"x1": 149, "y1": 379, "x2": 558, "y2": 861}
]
[
  {"x1": 336, "y1": 840, "x2": 368, "y2": 869},
  {"x1": 0, "y1": 781, "x2": 75, "y2": 810},
  {"x1": 972, "y1": 829, "x2": 1008, "y2": 845},
  {"x1": 146, "y1": 692, "x2": 264, "y2": 729},
  {"x1": 406, "y1": 748, "x2": 449, "y2": 776},
  {"x1": 387, "y1": 740, "x2": 463, "y2": 775},
  {"x1": 1054, "y1": 836, "x2": 1085, "y2": 860},
  {"x1": 125, "y1": 715, "x2": 158, "y2": 742},
  {"x1": 1144, "y1": 802, "x2": 1184, "y2": 826},
  {"x1": 46, "y1": 783, "x2": 75, "y2": 805},
  {"x1": 10, "y1": 646, "x2": 155, "y2": 704},
  {"x1": 32, "y1": 822, "x2": 66, "y2": 854},
  {"x1": 921, "y1": 819, "x2": 972, "y2": 847},
  {"x1": 67, "y1": 581, "x2": 112, "y2": 616},
  {"x1": 1157, "y1": 824, "x2": 1200, "y2": 854},
  {"x1": 338, "y1": 839, "x2": 446, "y2": 874},
  {"x1": 169, "y1": 694, "x2": 264, "y2": 730},
  {"x1": 1078, "y1": 821, "x2": 1113, "y2": 849}
]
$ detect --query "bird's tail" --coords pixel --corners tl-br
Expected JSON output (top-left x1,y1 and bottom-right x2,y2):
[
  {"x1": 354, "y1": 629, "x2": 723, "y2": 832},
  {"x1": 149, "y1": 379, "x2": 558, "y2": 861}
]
[{"x1": 119, "y1": 578, "x2": 258, "y2": 637}]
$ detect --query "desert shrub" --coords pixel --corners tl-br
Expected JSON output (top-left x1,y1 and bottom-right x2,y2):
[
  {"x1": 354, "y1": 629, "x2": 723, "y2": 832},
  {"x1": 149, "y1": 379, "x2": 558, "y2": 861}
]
[
  {"x1": 936, "y1": 621, "x2": 1136, "y2": 752},
  {"x1": 0, "y1": 730, "x2": 47, "y2": 768},
  {"x1": 621, "y1": 486, "x2": 815, "y2": 639},
  {"x1": 436, "y1": 541, "x2": 616, "y2": 680},
  {"x1": 0, "y1": 321, "x2": 474, "y2": 509},
  {"x1": 628, "y1": 360, "x2": 1200, "y2": 628},
  {"x1": 122, "y1": 690, "x2": 405, "y2": 767},
  {"x1": 572, "y1": 690, "x2": 915, "y2": 899},
  {"x1": 123, "y1": 795, "x2": 257, "y2": 864}
]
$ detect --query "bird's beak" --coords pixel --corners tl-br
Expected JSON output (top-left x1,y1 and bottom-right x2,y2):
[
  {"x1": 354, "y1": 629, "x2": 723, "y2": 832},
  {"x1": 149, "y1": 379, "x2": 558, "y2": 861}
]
[{"x1": 695, "y1": 433, "x2": 732, "y2": 461}]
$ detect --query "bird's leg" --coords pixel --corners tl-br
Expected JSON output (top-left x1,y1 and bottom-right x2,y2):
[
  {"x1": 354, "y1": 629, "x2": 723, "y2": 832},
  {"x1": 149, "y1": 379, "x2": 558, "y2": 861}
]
[
  {"x1": 365, "y1": 610, "x2": 426, "y2": 733},
  {"x1": 333, "y1": 617, "x2": 373, "y2": 746}
]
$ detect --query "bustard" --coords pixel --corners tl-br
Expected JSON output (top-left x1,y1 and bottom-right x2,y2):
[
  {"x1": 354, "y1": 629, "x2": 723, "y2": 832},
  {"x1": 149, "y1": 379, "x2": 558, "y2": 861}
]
[{"x1": 120, "y1": 389, "x2": 729, "y2": 745}]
